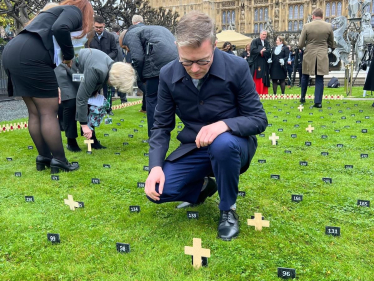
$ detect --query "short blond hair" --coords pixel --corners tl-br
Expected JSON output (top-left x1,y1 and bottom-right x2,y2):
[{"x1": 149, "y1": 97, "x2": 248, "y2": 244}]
[
  {"x1": 109, "y1": 62, "x2": 136, "y2": 93},
  {"x1": 132, "y1": 15, "x2": 144, "y2": 25}
]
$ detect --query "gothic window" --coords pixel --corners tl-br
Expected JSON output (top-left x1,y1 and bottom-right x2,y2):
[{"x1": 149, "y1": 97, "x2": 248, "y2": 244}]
[
  {"x1": 288, "y1": 5, "x2": 303, "y2": 30},
  {"x1": 372, "y1": 0, "x2": 374, "y2": 13},
  {"x1": 326, "y1": 18, "x2": 329, "y2": 23},
  {"x1": 371, "y1": 16, "x2": 374, "y2": 27},
  {"x1": 254, "y1": 23, "x2": 258, "y2": 33},
  {"x1": 294, "y1": 5, "x2": 298, "y2": 19},
  {"x1": 332, "y1": 3, "x2": 336, "y2": 15},
  {"x1": 222, "y1": 10, "x2": 235, "y2": 30},
  {"x1": 326, "y1": 3, "x2": 330, "y2": 17},
  {"x1": 338, "y1": 2, "x2": 342, "y2": 16},
  {"x1": 254, "y1": 7, "x2": 266, "y2": 33}
]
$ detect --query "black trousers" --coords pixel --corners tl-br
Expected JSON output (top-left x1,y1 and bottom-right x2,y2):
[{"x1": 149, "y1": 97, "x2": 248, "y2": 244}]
[
  {"x1": 61, "y1": 98, "x2": 78, "y2": 139},
  {"x1": 138, "y1": 80, "x2": 146, "y2": 111},
  {"x1": 145, "y1": 77, "x2": 159, "y2": 138}
]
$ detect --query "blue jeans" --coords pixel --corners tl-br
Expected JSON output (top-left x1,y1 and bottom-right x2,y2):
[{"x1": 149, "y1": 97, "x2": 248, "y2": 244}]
[{"x1": 147, "y1": 132, "x2": 256, "y2": 211}]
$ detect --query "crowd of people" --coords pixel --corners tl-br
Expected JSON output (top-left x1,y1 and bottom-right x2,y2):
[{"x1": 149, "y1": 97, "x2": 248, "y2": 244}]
[{"x1": 3, "y1": 3, "x2": 338, "y2": 239}]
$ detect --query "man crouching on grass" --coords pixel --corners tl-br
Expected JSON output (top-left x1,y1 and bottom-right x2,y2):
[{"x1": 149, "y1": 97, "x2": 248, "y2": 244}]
[{"x1": 145, "y1": 11, "x2": 267, "y2": 241}]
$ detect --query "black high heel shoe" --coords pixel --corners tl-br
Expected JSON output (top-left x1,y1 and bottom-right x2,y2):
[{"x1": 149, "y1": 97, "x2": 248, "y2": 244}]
[
  {"x1": 50, "y1": 158, "x2": 79, "y2": 174},
  {"x1": 36, "y1": 155, "x2": 52, "y2": 171}
]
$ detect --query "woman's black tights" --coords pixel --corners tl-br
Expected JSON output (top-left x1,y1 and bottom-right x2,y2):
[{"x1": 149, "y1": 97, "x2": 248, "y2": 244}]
[
  {"x1": 23, "y1": 96, "x2": 66, "y2": 161},
  {"x1": 272, "y1": 79, "x2": 286, "y2": 95}
]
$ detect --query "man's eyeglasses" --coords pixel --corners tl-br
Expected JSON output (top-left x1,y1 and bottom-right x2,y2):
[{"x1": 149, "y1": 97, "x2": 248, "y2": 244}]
[
  {"x1": 179, "y1": 59, "x2": 211, "y2": 66},
  {"x1": 94, "y1": 26, "x2": 104, "y2": 29},
  {"x1": 179, "y1": 53, "x2": 213, "y2": 66}
]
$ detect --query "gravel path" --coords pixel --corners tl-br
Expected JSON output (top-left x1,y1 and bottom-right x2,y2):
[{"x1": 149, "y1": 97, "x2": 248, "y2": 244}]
[{"x1": 0, "y1": 100, "x2": 28, "y2": 122}]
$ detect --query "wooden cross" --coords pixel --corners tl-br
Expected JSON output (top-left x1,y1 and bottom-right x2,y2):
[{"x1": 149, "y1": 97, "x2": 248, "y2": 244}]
[
  {"x1": 269, "y1": 133, "x2": 279, "y2": 145},
  {"x1": 64, "y1": 194, "x2": 79, "y2": 211},
  {"x1": 305, "y1": 125, "x2": 315, "y2": 133},
  {"x1": 185, "y1": 238, "x2": 211, "y2": 269},
  {"x1": 297, "y1": 105, "x2": 304, "y2": 112},
  {"x1": 84, "y1": 139, "x2": 94, "y2": 152},
  {"x1": 247, "y1": 213, "x2": 270, "y2": 231}
]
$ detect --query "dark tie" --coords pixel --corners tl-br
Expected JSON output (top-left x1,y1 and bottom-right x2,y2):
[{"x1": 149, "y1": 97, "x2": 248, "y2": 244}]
[{"x1": 197, "y1": 79, "x2": 203, "y2": 91}]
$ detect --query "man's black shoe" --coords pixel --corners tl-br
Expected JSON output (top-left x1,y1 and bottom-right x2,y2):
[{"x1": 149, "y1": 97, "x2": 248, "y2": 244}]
[
  {"x1": 218, "y1": 209, "x2": 239, "y2": 241},
  {"x1": 372, "y1": 102, "x2": 374, "y2": 107},
  {"x1": 92, "y1": 141, "x2": 107, "y2": 149},
  {"x1": 66, "y1": 144, "x2": 82, "y2": 152},
  {"x1": 313, "y1": 103, "x2": 322, "y2": 108},
  {"x1": 196, "y1": 177, "x2": 217, "y2": 204},
  {"x1": 176, "y1": 177, "x2": 217, "y2": 209},
  {"x1": 300, "y1": 98, "x2": 305, "y2": 103}
]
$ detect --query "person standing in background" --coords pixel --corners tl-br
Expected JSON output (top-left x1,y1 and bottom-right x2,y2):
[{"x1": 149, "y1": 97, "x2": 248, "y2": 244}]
[
  {"x1": 298, "y1": 8, "x2": 334, "y2": 108},
  {"x1": 268, "y1": 36, "x2": 289, "y2": 95},
  {"x1": 87, "y1": 15, "x2": 118, "y2": 115},
  {"x1": 110, "y1": 24, "x2": 127, "y2": 104},
  {"x1": 241, "y1": 43, "x2": 251, "y2": 60},
  {"x1": 248, "y1": 30, "x2": 271, "y2": 95},
  {"x1": 222, "y1": 41, "x2": 235, "y2": 55}
]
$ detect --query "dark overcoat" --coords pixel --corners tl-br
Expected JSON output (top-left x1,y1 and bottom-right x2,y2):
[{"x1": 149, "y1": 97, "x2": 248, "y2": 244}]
[
  {"x1": 248, "y1": 38, "x2": 271, "y2": 86},
  {"x1": 149, "y1": 48, "x2": 268, "y2": 172},
  {"x1": 270, "y1": 45, "x2": 290, "y2": 80}
]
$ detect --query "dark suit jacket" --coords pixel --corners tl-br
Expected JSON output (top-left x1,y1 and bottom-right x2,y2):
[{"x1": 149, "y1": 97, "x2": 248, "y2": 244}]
[
  {"x1": 149, "y1": 48, "x2": 268, "y2": 171},
  {"x1": 21, "y1": 5, "x2": 83, "y2": 63},
  {"x1": 87, "y1": 30, "x2": 118, "y2": 60}
]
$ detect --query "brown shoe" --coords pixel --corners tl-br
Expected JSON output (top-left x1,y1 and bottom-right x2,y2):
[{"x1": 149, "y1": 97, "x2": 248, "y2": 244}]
[{"x1": 139, "y1": 109, "x2": 146, "y2": 113}]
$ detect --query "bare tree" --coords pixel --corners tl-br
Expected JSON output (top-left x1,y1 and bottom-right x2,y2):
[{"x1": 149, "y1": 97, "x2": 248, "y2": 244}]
[
  {"x1": 92, "y1": 0, "x2": 178, "y2": 32},
  {"x1": 1, "y1": 0, "x2": 178, "y2": 34},
  {"x1": 0, "y1": 0, "x2": 48, "y2": 33}
]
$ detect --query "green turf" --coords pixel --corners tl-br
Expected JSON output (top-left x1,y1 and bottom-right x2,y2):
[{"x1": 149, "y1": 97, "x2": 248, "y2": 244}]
[{"x1": 0, "y1": 88, "x2": 373, "y2": 280}]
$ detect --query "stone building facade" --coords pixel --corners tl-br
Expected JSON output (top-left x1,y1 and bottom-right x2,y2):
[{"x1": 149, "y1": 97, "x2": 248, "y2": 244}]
[{"x1": 148, "y1": 0, "x2": 374, "y2": 35}]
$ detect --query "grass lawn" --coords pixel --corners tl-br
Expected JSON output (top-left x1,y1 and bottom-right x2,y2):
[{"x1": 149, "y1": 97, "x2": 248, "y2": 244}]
[{"x1": 0, "y1": 87, "x2": 373, "y2": 280}]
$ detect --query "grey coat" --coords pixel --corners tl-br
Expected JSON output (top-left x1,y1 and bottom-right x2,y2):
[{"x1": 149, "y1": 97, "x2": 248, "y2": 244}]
[
  {"x1": 54, "y1": 63, "x2": 79, "y2": 101},
  {"x1": 75, "y1": 49, "x2": 114, "y2": 124}
]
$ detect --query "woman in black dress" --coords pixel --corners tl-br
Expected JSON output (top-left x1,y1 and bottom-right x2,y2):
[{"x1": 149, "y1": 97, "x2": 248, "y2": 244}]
[
  {"x1": 268, "y1": 36, "x2": 290, "y2": 95},
  {"x1": 3, "y1": 0, "x2": 93, "y2": 173}
]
